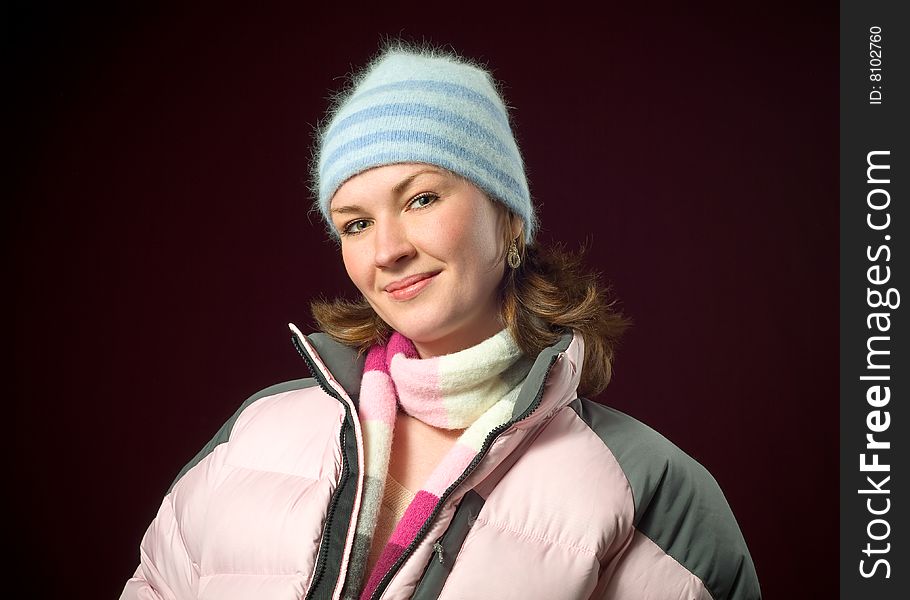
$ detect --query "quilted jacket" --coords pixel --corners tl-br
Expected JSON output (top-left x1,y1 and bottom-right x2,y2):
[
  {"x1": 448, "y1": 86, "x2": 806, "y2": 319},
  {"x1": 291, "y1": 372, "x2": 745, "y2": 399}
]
[{"x1": 120, "y1": 323, "x2": 761, "y2": 599}]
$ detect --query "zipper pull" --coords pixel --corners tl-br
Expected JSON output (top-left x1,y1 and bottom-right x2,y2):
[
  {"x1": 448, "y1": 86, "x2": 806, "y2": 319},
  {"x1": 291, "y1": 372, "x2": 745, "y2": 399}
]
[{"x1": 433, "y1": 540, "x2": 444, "y2": 564}]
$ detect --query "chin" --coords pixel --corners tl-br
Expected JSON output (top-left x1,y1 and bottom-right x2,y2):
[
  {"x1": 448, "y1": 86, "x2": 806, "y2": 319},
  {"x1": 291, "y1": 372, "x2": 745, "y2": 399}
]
[
  {"x1": 383, "y1": 312, "x2": 455, "y2": 344},
  {"x1": 388, "y1": 321, "x2": 447, "y2": 344}
]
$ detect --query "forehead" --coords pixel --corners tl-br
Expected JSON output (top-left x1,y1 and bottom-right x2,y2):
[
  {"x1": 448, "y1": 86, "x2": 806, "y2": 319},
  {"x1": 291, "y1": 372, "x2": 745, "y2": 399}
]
[
  {"x1": 329, "y1": 163, "x2": 475, "y2": 211},
  {"x1": 330, "y1": 163, "x2": 460, "y2": 206}
]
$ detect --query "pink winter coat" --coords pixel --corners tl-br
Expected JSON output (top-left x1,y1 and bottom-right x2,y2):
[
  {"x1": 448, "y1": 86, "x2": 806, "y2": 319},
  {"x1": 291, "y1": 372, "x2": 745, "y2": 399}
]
[{"x1": 121, "y1": 325, "x2": 760, "y2": 599}]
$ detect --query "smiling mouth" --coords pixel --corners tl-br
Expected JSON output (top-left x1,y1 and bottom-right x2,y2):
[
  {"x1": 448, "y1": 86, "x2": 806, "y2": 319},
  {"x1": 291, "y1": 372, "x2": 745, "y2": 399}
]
[{"x1": 385, "y1": 272, "x2": 439, "y2": 301}]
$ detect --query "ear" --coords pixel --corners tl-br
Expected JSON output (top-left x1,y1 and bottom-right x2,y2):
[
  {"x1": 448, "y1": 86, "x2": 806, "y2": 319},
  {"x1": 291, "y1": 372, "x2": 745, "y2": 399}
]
[{"x1": 509, "y1": 212, "x2": 524, "y2": 241}]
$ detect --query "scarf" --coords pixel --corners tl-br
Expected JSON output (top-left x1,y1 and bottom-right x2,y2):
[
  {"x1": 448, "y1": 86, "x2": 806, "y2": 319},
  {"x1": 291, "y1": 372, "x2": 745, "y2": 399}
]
[{"x1": 342, "y1": 328, "x2": 533, "y2": 600}]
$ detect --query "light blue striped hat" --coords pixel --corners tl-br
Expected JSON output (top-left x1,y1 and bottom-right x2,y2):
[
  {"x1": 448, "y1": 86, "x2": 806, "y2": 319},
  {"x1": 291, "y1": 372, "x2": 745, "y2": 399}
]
[{"x1": 310, "y1": 40, "x2": 536, "y2": 243}]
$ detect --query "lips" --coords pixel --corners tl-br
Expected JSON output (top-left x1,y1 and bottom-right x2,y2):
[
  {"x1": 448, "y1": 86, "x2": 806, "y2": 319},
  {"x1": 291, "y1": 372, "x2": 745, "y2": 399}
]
[
  {"x1": 384, "y1": 271, "x2": 440, "y2": 301},
  {"x1": 384, "y1": 271, "x2": 440, "y2": 293}
]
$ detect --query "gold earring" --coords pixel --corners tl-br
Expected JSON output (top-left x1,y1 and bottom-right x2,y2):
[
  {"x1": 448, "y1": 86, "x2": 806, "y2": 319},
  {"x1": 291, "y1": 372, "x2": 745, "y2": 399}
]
[{"x1": 507, "y1": 238, "x2": 521, "y2": 269}]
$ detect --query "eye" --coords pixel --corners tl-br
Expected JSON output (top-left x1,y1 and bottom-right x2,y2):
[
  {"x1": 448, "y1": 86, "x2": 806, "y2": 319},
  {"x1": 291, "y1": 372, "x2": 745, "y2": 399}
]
[
  {"x1": 341, "y1": 219, "x2": 371, "y2": 236},
  {"x1": 408, "y1": 192, "x2": 439, "y2": 210}
]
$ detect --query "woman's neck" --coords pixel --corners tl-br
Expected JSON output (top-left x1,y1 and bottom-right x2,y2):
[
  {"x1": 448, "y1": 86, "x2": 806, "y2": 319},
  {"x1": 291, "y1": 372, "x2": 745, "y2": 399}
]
[{"x1": 411, "y1": 314, "x2": 507, "y2": 358}]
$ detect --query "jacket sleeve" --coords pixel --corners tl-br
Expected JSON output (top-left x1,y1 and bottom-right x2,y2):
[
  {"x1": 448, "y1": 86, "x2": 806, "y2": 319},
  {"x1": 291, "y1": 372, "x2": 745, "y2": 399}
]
[
  {"x1": 119, "y1": 406, "x2": 242, "y2": 599},
  {"x1": 120, "y1": 492, "x2": 200, "y2": 600},
  {"x1": 571, "y1": 399, "x2": 761, "y2": 600},
  {"x1": 119, "y1": 410, "x2": 238, "y2": 599},
  {"x1": 119, "y1": 378, "x2": 317, "y2": 599},
  {"x1": 623, "y1": 450, "x2": 760, "y2": 598},
  {"x1": 587, "y1": 449, "x2": 762, "y2": 600},
  {"x1": 121, "y1": 566, "x2": 163, "y2": 600}
]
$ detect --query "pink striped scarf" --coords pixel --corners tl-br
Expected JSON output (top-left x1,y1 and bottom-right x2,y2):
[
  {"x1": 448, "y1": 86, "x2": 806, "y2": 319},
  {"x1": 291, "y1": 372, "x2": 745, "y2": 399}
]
[{"x1": 343, "y1": 328, "x2": 533, "y2": 600}]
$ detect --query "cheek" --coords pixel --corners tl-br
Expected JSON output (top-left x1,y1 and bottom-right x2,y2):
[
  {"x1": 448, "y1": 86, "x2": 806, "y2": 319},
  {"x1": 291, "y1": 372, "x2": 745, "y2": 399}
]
[
  {"x1": 465, "y1": 209, "x2": 505, "y2": 265},
  {"x1": 341, "y1": 248, "x2": 370, "y2": 291},
  {"x1": 441, "y1": 202, "x2": 501, "y2": 258}
]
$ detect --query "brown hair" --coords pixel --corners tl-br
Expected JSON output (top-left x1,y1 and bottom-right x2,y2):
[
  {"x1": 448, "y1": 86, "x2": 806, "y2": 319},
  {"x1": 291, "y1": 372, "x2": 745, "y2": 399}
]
[{"x1": 310, "y1": 200, "x2": 633, "y2": 397}]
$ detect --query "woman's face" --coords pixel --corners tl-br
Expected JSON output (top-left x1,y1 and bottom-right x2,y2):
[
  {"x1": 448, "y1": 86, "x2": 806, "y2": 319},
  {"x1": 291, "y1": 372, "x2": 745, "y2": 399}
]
[{"x1": 330, "y1": 163, "x2": 518, "y2": 357}]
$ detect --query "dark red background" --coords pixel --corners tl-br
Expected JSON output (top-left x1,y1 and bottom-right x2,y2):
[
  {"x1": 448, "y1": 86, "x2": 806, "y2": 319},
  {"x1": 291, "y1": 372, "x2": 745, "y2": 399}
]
[{"x1": 11, "y1": 3, "x2": 837, "y2": 598}]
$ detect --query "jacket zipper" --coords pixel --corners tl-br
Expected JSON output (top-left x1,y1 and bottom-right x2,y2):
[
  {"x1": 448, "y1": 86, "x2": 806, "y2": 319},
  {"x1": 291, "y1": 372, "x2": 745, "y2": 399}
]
[
  {"x1": 432, "y1": 540, "x2": 444, "y2": 564},
  {"x1": 292, "y1": 333, "x2": 356, "y2": 600},
  {"x1": 368, "y1": 352, "x2": 561, "y2": 600}
]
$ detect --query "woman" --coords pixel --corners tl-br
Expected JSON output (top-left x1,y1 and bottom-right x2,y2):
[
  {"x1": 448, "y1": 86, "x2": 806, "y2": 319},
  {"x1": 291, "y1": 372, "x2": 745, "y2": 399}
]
[{"x1": 121, "y1": 39, "x2": 761, "y2": 599}]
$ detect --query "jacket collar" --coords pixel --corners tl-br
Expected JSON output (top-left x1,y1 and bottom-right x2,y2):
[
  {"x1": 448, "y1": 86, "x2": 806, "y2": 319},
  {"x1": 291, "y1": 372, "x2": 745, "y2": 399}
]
[{"x1": 288, "y1": 323, "x2": 583, "y2": 425}]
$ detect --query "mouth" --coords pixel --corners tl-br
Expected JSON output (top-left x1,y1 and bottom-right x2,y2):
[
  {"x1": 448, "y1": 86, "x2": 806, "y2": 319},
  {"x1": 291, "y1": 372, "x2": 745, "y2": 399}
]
[{"x1": 384, "y1": 271, "x2": 440, "y2": 301}]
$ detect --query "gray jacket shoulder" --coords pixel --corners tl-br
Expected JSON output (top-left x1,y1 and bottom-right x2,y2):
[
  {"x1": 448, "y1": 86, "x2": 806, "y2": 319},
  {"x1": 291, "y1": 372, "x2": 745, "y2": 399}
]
[
  {"x1": 568, "y1": 397, "x2": 761, "y2": 600},
  {"x1": 168, "y1": 377, "x2": 319, "y2": 492}
]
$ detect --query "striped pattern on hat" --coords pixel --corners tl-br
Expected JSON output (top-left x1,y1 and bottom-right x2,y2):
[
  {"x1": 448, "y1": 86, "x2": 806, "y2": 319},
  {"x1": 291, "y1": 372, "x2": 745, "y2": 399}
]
[{"x1": 310, "y1": 41, "x2": 536, "y2": 243}]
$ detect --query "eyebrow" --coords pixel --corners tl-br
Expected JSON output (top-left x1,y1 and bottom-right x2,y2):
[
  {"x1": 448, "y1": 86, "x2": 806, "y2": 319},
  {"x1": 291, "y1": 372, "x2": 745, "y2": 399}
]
[
  {"x1": 330, "y1": 167, "x2": 447, "y2": 215},
  {"x1": 392, "y1": 167, "x2": 445, "y2": 194}
]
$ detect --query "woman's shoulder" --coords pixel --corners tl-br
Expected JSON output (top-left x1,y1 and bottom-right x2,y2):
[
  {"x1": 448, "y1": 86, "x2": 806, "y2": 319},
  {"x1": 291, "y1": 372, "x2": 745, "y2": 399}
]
[
  {"x1": 219, "y1": 376, "x2": 334, "y2": 433},
  {"x1": 566, "y1": 397, "x2": 761, "y2": 600},
  {"x1": 168, "y1": 376, "x2": 339, "y2": 492},
  {"x1": 567, "y1": 398, "x2": 715, "y2": 499}
]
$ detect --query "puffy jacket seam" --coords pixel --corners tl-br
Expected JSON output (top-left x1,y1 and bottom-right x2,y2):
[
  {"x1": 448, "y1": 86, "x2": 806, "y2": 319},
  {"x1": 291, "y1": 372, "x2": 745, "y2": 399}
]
[
  {"x1": 198, "y1": 569, "x2": 310, "y2": 577},
  {"x1": 472, "y1": 515, "x2": 598, "y2": 556},
  {"x1": 633, "y1": 526, "x2": 715, "y2": 600},
  {"x1": 165, "y1": 490, "x2": 201, "y2": 585},
  {"x1": 168, "y1": 379, "x2": 319, "y2": 493},
  {"x1": 564, "y1": 407, "x2": 636, "y2": 564},
  {"x1": 219, "y1": 462, "x2": 323, "y2": 481},
  {"x1": 570, "y1": 402, "x2": 717, "y2": 600}
]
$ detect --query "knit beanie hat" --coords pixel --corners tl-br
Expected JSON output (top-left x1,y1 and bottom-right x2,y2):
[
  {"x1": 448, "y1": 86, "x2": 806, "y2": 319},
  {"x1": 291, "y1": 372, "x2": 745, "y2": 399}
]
[{"x1": 309, "y1": 39, "x2": 536, "y2": 243}]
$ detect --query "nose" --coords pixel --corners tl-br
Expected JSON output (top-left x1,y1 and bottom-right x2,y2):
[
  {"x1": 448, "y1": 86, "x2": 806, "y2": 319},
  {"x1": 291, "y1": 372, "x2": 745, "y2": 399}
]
[{"x1": 372, "y1": 217, "x2": 416, "y2": 268}]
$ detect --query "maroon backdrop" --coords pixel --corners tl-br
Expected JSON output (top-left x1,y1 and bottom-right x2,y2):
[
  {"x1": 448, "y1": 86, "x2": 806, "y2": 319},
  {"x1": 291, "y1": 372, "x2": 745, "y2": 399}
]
[{"x1": 11, "y1": 3, "x2": 837, "y2": 598}]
